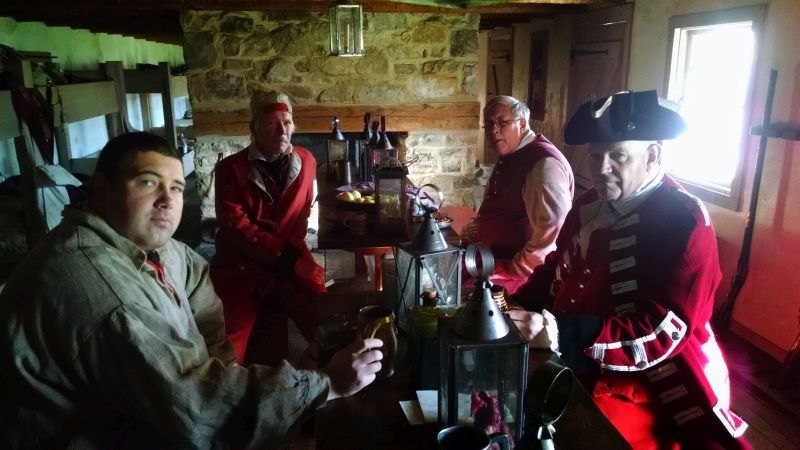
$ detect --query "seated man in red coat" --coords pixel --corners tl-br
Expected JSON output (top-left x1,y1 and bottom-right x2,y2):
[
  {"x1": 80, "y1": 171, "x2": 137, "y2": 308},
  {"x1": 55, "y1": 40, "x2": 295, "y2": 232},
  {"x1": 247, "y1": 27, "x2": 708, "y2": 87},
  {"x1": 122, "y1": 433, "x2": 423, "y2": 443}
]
[
  {"x1": 510, "y1": 91, "x2": 750, "y2": 449},
  {"x1": 210, "y1": 90, "x2": 325, "y2": 366}
]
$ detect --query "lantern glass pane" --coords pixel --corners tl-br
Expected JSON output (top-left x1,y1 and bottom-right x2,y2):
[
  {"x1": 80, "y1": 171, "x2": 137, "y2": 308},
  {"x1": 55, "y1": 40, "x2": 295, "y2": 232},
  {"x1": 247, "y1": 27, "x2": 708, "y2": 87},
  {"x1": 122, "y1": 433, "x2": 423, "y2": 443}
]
[
  {"x1": 327, "y1": 140, "x2": 348, "y2": 179},
  {"x1": 377, "y1": 178, "x2": 402, "y2": 222},
  {"x1": 420, "y1": 251, "x2": 461, "y2": 306},
  {"x1": 440, "y1": 317, "x2": 528, "y2": 445},
  {"x1": 453, "y1": 345, "x2": 524, "y2": 443},
  {"x1": 395, "y1": 246, "x2": 416, "y2": 329}
]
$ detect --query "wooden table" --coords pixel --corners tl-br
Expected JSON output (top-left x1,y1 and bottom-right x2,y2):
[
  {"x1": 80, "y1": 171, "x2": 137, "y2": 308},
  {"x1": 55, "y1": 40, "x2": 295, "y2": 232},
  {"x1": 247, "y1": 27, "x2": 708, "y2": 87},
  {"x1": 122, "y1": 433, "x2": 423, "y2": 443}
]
[
  {"x1": 316, "y1": 181, "x2": 460, "y2": 290},
  {"x1": 313, "y1": 294, "x2": 630, "y2": 450}
]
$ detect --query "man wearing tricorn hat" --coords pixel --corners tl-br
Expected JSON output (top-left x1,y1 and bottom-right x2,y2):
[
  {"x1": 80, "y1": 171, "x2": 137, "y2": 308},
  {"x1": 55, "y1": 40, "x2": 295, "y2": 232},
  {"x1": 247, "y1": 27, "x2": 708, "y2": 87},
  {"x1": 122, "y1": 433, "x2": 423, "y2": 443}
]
[
  {"x1": 509, "y1": 91, "x2": 750, "y2": 448},
  {"x1": 211, "y1": 90, "x2": 325, "y2": 366}
]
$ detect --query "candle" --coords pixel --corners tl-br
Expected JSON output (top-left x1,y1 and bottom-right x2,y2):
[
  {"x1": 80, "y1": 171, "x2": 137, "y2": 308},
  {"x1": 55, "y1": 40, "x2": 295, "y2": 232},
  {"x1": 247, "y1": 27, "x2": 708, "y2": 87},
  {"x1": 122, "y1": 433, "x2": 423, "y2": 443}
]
[{"x1": 344, "y1": 22, "x2": 352, "y2": 53}]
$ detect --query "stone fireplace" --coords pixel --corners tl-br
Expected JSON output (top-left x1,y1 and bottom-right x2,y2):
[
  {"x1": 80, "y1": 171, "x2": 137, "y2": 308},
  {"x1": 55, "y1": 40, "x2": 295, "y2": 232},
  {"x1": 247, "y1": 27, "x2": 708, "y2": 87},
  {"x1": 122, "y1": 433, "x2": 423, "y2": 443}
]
[{"x1": 181, "y1": 9, "x2": 481, "y2": 220}]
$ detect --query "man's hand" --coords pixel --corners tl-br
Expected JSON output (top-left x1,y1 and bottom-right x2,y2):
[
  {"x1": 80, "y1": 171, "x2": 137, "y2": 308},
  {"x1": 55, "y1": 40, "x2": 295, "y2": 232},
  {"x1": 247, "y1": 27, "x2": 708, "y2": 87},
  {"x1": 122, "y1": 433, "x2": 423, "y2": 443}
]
[
  {"x1": 507, "y1": 309, "x2": 553, "y2": 349},
  {"x1": 324, "y1": 338, "x2": 383, "y2": 400}
]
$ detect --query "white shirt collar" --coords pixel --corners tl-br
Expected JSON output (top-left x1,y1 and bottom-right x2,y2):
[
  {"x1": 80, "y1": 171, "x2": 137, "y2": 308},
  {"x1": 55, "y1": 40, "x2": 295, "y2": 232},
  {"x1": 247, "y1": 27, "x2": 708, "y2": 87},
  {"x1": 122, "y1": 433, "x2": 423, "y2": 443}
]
[{"x1": 608, "y1": 165, "x2": 664, "y2": 217}]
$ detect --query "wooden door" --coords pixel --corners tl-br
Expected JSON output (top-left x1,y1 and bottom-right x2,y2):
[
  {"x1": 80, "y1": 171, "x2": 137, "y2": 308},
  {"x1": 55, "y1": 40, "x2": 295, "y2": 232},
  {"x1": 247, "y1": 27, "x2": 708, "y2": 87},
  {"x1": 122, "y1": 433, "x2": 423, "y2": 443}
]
[{"x1": 564, "y1": 4, "x2": 633, "y2": 190}]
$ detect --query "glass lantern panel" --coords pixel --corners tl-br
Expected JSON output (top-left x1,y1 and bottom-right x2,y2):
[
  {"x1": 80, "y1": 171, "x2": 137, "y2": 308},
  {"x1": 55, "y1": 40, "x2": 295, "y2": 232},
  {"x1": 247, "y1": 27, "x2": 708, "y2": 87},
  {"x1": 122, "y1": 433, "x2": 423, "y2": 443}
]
[
  {"x1": 420, "y1": 251, "x2": 461, "y2": 307},
  {"x1": 377, "y1": 178, "x2": 403, "y2": 222},
  {"x1": 327, "y1": 140, "x2": 348, "y2": 179},
  {"x1": 452, "y1": 345, "x2": 524, "y2": 443},
  {"x1": 395, "y1": 247, "x2": 416, "y2": 330}
]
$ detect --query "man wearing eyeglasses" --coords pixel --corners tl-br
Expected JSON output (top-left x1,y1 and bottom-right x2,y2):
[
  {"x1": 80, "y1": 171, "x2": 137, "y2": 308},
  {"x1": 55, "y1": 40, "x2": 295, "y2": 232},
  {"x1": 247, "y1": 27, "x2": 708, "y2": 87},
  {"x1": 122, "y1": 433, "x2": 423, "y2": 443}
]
[{"x1": 462, "y1": 95, "x2": 574, "y2": 294}]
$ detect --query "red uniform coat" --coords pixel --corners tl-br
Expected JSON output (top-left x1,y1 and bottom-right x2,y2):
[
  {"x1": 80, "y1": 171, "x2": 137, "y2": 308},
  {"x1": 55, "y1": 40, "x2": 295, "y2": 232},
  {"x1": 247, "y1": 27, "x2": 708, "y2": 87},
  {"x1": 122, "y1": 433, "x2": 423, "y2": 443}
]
[
  {"x1": 210, "y1": 145, "x2": 324, "y2": 362},
  {"x1": 516, "y1": 175, "x2": 748, "y2": 448}
]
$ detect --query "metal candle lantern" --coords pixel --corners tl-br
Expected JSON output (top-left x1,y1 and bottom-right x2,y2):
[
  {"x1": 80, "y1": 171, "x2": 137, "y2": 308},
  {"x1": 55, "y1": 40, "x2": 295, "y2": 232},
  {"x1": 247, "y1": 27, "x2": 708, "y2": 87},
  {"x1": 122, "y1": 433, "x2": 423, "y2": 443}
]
[
  {"x1": 365, "y1": 120, "x2": 381, "y2": 181},
  {"x1": 354, "y1": 112, "x2": 371, "y2": 179},
  {"x1": 374, "y1": 134, "x2": 407, "y2": 236},
  {"x1": 394, "y1": 185, "x2": 464, "y2": 331},
  {"x1": 326, "y1": 116, "x2": 348, "y2": 182},
  {"x1": 439, "y1": 244, "x2": 528, "y2": 446},
  {"x1": 329, "y1": 2, "x2": 364, "y2": 57}
]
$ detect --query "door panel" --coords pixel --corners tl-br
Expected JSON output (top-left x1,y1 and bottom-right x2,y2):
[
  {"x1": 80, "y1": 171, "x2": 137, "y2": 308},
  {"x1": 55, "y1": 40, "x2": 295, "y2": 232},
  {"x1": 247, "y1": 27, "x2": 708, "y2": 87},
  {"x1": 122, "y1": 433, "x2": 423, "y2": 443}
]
[{"x1": 564, "y1": 4, "x2": 633, "y2": 191}]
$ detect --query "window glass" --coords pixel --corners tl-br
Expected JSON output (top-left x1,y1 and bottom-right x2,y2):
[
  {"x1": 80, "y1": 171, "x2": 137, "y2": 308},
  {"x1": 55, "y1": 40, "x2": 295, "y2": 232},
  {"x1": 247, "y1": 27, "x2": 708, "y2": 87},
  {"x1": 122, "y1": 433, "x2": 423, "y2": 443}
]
[{"x1": 664, "y1": 6, "x2": 764, "y2": 209}]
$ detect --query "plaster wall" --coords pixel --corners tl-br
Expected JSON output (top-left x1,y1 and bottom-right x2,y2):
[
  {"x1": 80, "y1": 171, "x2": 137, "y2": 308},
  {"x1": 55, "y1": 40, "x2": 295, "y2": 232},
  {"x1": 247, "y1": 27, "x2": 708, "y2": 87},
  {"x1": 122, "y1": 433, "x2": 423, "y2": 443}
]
[
  {"x1": 0, "y1": 17, "x2": 184, "y2": 180},
  {"x1": 628, "y1": 0, "x2": 800, "y2": 359},
  {"x1": 0, "y1": 17, "x2": 184, "y2": 70}
]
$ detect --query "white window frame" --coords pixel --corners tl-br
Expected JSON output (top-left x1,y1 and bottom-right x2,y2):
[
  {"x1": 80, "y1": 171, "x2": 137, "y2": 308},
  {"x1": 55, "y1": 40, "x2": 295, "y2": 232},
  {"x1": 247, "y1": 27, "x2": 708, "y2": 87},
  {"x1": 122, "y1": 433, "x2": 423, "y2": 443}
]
[{"x1": 663, "y1": 5, "x2": 765, "y2": 211}]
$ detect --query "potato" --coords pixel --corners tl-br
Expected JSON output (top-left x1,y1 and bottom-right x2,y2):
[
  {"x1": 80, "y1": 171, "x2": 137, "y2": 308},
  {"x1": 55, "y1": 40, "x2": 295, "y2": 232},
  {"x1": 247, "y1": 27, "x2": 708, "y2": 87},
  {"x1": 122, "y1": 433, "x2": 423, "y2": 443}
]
[
  {"x1": 350, "y1": 190, "x2": 362, "y2": 199},
  {"x1": 337, "y1": 191, "x2": 354, "y2": 201}
]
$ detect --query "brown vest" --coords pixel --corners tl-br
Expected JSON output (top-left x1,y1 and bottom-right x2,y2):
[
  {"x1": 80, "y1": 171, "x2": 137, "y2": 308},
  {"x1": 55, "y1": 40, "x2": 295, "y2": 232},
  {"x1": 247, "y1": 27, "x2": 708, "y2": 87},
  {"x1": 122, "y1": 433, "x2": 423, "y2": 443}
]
[{"x1": 477, "y1": 135, "x2": 563, "y2": 258}]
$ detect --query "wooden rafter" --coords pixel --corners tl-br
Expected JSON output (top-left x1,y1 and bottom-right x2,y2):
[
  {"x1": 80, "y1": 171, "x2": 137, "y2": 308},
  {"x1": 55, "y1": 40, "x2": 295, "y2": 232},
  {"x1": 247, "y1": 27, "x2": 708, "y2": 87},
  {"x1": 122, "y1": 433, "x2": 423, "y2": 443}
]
[{"x1": 1, "y1": 0, "x2": 621, "y2": 44}]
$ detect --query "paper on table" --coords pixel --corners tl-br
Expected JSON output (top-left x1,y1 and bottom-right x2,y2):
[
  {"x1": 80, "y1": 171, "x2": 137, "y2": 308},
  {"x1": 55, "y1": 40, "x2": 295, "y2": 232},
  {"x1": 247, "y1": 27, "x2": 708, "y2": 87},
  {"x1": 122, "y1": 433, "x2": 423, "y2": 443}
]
[
  {"x1": 399, "y1": 400, "x2": 426, "y2": 425},
  {"x1": 416, "y1": 390, "x2": 438, "y2": 424}
]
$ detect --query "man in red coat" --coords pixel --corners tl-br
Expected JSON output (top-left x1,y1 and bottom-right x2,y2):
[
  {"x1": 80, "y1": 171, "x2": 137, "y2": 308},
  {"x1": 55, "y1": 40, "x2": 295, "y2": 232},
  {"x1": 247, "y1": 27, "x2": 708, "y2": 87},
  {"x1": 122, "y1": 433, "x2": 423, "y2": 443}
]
[
  {"x1": 511, "y1": 91, "x2": 750, "y2": 449},
  {"x1": 210, "y1": 91, "x2": 325, "y2": 366}
]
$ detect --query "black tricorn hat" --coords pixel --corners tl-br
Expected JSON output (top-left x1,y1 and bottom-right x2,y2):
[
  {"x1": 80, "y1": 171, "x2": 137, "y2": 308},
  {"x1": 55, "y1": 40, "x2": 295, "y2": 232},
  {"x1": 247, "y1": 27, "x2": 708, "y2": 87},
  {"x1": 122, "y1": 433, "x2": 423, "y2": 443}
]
[{"x1": 564, "y1": 90, "x2": 686, "y2": 145}]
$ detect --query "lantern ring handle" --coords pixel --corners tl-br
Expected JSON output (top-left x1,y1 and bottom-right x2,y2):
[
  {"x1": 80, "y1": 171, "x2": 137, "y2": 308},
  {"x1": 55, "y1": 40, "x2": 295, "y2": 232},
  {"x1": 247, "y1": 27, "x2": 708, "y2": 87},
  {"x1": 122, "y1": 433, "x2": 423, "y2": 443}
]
[
  {"x1": 415, "y1": 183, "x2": 444, "y2": 211},
  {"x1": 464, "y1": 244, "x2": 494, "y2": 278}
]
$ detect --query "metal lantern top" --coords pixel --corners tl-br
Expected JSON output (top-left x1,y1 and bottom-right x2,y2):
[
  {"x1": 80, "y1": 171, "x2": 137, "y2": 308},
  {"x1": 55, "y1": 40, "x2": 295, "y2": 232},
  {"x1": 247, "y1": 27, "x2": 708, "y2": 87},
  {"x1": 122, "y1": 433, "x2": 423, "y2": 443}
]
[
  {"x1": 329, "y1": 116, "x2": 345, "y2": 141},
  {"x1": 409, "y1": 184, "x2": 448, "y2": 253},
  {"x1": 454, "y1": 245, "x2": 510, "y2": 341}
]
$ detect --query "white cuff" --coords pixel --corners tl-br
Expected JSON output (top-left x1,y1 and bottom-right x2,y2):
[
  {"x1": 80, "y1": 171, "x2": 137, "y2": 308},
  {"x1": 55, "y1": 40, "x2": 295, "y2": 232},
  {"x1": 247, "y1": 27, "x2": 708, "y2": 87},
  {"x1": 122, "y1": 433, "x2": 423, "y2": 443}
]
[{"x1": 542, "y1": 309, "x2": 560, "y2": 355}]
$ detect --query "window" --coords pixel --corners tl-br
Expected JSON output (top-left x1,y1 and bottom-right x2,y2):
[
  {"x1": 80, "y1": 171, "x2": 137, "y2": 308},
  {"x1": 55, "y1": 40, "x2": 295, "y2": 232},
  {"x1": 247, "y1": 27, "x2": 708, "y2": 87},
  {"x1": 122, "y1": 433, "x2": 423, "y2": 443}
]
[{"x1": 663, "y1": 6, "x2": 765, "y2": 210}]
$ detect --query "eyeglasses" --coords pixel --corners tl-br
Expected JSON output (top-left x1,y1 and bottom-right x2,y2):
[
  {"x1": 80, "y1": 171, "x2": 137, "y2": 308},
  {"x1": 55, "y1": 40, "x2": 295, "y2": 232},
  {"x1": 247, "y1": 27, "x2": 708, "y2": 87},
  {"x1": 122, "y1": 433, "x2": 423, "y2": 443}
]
[{"x1": 481, "y1": 118, "x2": 520, "y2": 130}]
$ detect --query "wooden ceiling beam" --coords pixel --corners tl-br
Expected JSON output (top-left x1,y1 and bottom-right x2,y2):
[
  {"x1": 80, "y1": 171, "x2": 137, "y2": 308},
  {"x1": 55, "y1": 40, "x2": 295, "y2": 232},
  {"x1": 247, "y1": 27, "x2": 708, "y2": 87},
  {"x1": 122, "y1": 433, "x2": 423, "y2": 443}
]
[{"x1": 1, "y1": 0, "x2": 621, "y2": 44}]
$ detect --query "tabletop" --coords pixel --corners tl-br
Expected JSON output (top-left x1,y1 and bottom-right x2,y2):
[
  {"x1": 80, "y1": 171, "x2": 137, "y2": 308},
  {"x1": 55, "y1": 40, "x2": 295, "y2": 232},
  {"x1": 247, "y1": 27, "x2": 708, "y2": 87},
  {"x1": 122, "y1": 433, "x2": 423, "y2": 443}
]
[
  {"x1": 312, "y1": 293, "x2": 630, "y2": 450},
  {"x1": 316, "y1": 181, "x2": 460, "y2": 251}
]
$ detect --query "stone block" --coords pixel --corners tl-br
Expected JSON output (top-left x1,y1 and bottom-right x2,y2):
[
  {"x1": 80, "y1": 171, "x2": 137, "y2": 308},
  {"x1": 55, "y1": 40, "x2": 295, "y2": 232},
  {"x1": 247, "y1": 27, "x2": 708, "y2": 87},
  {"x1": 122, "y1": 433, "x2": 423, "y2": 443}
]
[
  {"x1": 411, "y1": 21, "x2": 446, "y2": 44},
  {"x1": 450, "y1": 29, "x2": 478, "y2": 57},
  {"x1": 319, "y1": 82, "x2": 354, "y2": 103},
  {"x1": 219, "y1": 14, "x2": 254, "y2": 34},
  {"x1": 184, "y1": 32, "x2": 218, "y2": 69},
  {"x1": 355, "y1": 83, "x2": 409, "y2": 104},
  {"x1": 408, "y1": 76, "x2": 457, "y2": 100},
  {"x1": 222, "y1": 59, "x2": 252, "y2": 71},
  {"x1": 241, "y1": 31, "x2": 276, "y2": 58},
  {"x1": 439, "y1": 147, "x2": 465, "y2": 173},
  {"x1": 221, "y1": 36, "x2": 242, "y2": 57},
  {"x1": 259, "y1": 59, "x2": 295, "y2": 83},
  {"x1": 394, "y1": 64, "x2": 416, "y2": 76},
  {"x1": 322, "y1": 57, "x2": 354, "y2": 76},
  {"x1": 355, "y1": 54, "x2": 389, "y2": 76},
  {"x1": 206, "y1": 70, "x2": 246, "y2": 101}
]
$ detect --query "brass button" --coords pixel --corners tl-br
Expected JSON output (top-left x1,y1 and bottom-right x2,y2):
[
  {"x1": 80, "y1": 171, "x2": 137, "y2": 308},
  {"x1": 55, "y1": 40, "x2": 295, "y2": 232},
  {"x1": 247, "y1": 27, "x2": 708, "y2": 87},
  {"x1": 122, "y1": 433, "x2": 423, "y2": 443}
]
[
  {"x1": 578, "y1": 283, "x2": 585, "y2": 289},
  {"x1": 671, "y1": 331, "x2": 681, "y2": 340},
  {"x1": 636, "y1": 361, "x2": 647, "y2": 369},
  {"x1": 584, "y1": 269, "x2": 591, "y2": 275},
  {"x1": 570, "y1": 298, "x2": 576, "y2": 304}
]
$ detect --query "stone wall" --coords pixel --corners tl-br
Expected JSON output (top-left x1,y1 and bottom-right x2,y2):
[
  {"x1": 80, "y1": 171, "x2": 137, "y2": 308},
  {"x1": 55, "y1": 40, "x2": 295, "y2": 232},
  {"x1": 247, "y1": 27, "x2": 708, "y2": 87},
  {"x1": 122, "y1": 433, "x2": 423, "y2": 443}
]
[{"x1": 181, "y1": 9, "x2": 480, "y2": 218}]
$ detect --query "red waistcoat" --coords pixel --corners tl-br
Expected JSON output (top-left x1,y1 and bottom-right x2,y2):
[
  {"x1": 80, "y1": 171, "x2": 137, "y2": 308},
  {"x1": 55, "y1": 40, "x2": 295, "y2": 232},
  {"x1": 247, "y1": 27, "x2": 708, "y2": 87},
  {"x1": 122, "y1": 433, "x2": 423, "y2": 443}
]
[{"x1": 477, "y1": 135, "x2": 563, "y2": 259}]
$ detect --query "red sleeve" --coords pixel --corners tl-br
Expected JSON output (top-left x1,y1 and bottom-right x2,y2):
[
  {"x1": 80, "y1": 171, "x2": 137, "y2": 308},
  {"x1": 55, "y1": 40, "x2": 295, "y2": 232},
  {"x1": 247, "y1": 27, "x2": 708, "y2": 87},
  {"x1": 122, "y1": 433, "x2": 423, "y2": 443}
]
[{"x1": 584, "y1": 200, "x2": 720, "y2": 372}]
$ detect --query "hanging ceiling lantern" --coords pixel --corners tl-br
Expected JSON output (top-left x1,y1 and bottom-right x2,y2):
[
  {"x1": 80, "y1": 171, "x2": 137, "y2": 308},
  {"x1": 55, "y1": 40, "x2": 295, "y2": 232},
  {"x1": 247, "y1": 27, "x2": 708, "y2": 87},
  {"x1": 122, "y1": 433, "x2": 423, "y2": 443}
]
[{"x1": 329, "y1": 3, "x2": 364, "y2": 57}]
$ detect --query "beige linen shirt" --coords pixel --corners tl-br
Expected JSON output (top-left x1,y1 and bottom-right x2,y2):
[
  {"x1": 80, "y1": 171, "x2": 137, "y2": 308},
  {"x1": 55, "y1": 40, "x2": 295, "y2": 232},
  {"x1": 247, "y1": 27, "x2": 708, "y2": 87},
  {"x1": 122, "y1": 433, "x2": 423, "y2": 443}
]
[
  {"x1": 0, "y1": 207, "x2": 330, "y2": 450},
  {"x1": 510, "y1": 130, "x2": 574, "y2": 277}
]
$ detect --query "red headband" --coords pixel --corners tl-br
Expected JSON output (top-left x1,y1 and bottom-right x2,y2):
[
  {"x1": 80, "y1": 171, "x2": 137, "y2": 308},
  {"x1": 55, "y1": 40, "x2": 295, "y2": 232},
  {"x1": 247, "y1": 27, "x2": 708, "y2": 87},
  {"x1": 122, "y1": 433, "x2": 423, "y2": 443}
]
[{"x1": 262, "y1": 103, "x2": 290, "y2": 113}]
